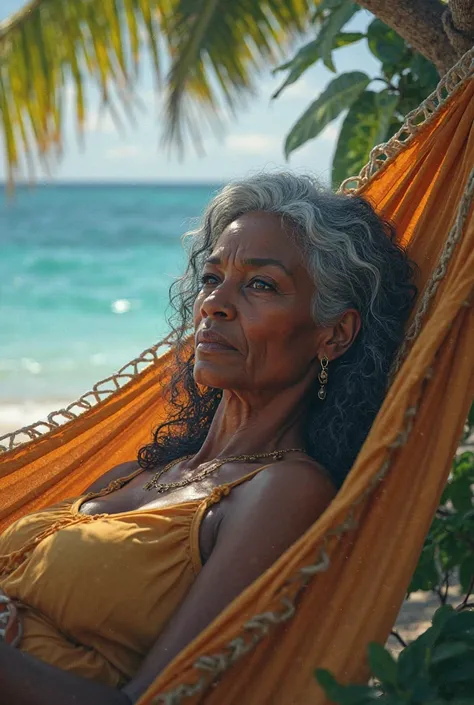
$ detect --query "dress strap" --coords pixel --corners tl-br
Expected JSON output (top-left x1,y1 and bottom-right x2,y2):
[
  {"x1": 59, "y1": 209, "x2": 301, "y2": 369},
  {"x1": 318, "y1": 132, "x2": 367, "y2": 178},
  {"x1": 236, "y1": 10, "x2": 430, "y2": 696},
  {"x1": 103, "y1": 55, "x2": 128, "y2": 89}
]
[
  {"x1": 73, "y1": 466, "x2": 144, "y2": 514},
  {"x1": 189, "y1": 461, "x2": 278, "y2": 575},
  {"x1": 205, "y1": 462, "x2": 277, "y2": 505}
]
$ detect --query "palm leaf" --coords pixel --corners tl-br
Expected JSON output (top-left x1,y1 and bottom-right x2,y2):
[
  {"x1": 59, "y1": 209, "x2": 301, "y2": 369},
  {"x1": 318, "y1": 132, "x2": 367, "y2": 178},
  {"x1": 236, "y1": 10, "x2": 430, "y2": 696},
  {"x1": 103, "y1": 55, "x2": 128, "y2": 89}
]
[
  {"x1": 162, "y1": 0, "x2": 312, "y2": 151},
  {"x1": 0, "y1": 0, "x2": 313, "y2": 187}
]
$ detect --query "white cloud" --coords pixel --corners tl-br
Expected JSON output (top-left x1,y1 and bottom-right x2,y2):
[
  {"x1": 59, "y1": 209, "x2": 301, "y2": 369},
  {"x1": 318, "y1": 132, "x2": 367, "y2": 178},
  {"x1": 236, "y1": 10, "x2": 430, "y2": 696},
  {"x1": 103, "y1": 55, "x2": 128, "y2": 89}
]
[
  {"x1": 225, "y1": 133, "x2": 279, "y2": 155},
  {"x1": 85, "y1": 112, "x2": 117, "y2": 135},
  {"x1": 106, "y1": 144, "x2": 144, "y2": 159}
]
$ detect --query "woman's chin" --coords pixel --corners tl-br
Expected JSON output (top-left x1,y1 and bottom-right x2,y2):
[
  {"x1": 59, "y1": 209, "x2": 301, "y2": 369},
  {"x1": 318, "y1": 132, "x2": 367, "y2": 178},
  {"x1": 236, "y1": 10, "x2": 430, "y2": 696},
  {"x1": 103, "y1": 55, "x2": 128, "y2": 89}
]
[{"x1": 193, "y1": 361, "x2": 238, "y2": 389}]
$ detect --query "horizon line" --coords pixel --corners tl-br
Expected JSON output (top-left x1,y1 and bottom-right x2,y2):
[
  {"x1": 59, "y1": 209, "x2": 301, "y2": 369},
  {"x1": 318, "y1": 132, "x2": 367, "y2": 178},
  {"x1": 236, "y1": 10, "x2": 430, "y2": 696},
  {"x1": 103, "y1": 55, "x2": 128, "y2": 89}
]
[{"x1": 0, "y1": 180, "x2": 225, "y2": 187}]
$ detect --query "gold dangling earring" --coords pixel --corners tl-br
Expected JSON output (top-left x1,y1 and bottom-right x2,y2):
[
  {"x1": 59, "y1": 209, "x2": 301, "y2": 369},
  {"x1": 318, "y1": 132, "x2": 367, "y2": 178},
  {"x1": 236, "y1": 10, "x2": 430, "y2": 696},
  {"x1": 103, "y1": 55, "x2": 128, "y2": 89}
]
[{"x1": 317, "y1": 356, "x2": 329, "y2": 400}]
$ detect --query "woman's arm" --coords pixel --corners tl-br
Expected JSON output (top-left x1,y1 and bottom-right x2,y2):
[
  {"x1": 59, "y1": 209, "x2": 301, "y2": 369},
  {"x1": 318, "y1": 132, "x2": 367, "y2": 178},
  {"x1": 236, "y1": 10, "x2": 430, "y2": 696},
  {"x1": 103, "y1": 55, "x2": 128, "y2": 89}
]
[
  {"x1": 0, "y1": 642, "x2": 131, "y2": 705},
  {"x1": 0, "y1": 460, "x2": 334, "y2": 705}
]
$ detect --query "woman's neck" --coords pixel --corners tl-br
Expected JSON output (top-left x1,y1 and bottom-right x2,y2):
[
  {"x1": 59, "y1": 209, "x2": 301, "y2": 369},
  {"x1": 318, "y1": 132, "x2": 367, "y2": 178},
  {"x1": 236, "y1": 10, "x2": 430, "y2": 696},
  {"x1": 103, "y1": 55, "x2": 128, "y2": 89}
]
[{"x1": 188, "y1": 385, "x2": 310, "y2": 467}]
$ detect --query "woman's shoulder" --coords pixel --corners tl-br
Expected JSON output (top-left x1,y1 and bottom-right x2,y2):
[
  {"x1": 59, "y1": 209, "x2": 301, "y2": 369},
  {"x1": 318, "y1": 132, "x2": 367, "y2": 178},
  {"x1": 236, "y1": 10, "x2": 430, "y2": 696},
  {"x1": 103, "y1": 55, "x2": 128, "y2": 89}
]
[
  {"x1": 84, "y1": 460, "x2": 141, "y2": 494},
  {"x1": 256, "y1": 456, "x2": 336, "y2": 493},
  {"x1": 210, "y1": 457, "x2": 337, "y2": 574},
  {"x1": 228, "y1": 456, "x2": 337, "y2": 521}
]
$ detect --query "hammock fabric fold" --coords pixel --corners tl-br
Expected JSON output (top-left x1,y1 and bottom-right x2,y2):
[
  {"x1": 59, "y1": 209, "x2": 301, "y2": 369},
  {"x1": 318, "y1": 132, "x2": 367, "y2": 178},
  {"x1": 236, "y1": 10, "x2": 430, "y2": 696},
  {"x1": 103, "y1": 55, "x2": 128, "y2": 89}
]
[{"x1": 1, "y1": 49, "x2": 474, "y2": 705}]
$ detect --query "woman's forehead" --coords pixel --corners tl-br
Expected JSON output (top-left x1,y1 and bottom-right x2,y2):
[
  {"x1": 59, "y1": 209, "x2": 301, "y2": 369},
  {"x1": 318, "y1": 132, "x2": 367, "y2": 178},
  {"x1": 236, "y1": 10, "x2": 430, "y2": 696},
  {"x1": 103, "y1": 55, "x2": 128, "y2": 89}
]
[{"x1": 211, "y1": 212, "x2": 300, "y2": 261}]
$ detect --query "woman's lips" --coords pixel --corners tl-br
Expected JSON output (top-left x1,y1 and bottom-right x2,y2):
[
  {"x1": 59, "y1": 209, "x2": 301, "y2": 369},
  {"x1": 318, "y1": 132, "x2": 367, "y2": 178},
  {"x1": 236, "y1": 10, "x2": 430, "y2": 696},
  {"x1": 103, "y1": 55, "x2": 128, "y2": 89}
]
[{"x1": 196, "y1": 341, "x2": 237, "y2": 353}]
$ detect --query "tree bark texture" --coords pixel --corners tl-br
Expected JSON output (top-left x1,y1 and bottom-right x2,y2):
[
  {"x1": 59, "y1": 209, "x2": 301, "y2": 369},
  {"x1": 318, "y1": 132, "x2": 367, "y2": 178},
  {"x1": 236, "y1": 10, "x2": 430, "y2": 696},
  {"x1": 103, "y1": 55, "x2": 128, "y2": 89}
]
[
  {"x1": 357, "y1": 0, "x2": 474, "y2": 74},
  {"x1": 443, "y1": 0, "x2": 474, "y2": 57}
]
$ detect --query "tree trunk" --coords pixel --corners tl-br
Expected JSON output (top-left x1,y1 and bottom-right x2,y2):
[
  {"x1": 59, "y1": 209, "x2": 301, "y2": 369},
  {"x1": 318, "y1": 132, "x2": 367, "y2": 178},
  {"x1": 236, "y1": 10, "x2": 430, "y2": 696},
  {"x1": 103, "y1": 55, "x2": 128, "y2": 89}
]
[{"x1": 357, "y1": 0, "x2": 474, "y2": 74}]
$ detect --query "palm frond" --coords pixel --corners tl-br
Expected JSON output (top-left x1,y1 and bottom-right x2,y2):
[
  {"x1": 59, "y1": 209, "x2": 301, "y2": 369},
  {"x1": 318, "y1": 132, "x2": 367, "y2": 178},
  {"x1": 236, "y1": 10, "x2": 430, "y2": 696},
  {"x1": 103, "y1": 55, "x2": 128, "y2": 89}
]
[
  {"x1": 162, "y1": 0, "x2": 312, "y2": 152},
  {"x1": 0, "y1": 0, "x2": 312, "y2": 187}
]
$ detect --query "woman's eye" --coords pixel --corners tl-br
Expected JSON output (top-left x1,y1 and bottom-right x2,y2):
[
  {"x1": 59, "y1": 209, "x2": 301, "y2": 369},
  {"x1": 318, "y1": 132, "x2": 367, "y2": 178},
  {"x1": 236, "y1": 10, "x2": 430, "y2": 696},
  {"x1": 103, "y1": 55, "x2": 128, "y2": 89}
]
[
  {"x1": 249, "y1": 279, "x2": 275, "y2": 291},
  {"x1": 200, "y1": 274, "x2": 219, "y2": 286}
]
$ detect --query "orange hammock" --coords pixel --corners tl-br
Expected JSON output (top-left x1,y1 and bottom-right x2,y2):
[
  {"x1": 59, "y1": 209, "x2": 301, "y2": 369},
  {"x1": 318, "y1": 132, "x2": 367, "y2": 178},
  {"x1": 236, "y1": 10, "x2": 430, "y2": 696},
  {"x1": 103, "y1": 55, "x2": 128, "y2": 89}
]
[{"x1": 1, "y1": 48, "x2": 474, "y2": 705}]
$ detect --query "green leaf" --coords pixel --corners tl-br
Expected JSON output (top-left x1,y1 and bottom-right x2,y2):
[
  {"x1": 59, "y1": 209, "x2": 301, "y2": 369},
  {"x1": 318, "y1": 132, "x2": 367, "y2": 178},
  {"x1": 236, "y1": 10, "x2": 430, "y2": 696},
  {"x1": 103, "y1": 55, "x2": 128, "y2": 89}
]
[
  {"x1": 285, "y1": 71, "x2": 370, "y2": 158},
  {"x1": 451, "y1": 452, "x2": 474, "y2": 486},
  {"x1": 409, "y1": 675, "x2": 439, "y2": 702},
  {"x1": 331, "y1": 88, "x2": 398, "y2": 189},
  {"x1": 272, "y1": 4, "x2": 360, "y2": 98},
  {"x1": 367, "y1": 19, "x2": 406, "y2": 65},
  {"x1": 272, "y1": 38, "x2": 323, "y2": 99},
  {"x1": 367, "y1": 643, "x2": 398, "y2": 687},
  {"x1": 319, "y1": 0, "x2": 345, "y2": 10},
  {"x1": 432, "y1": 651, "x2": 474, "y2": 685},
  {"x1": 318, "y1": 2, "x2": 359, "y2": 72},
  {"x1": 397, "y1": 72, "x2": 427, "y2": 117},
  {"x1": 410, "y1": 54, "x2": 439, "y2": 92},
  {"x1": 397, "y1": 633, "x2": 429, "y2": 689},
  {"x1": 333, "y1": 31, "x2": 365, "y2": 49},
  {"x1": 459, "y1": 555, "x2": 474, "y2": 593},
  {"x1": 408, "y1": 543, "x2": 440, "y2": 594},
  {"x1": 431, "y1": 640, "x2": 472, "y2": 665},
  {"x1": 448, "y1": 477, "x2": 473, "y2": 513},
  {"x1": 439, "y1": 610, "x2": 474, "y2": 641},
  {"x1": 315, "y1": 669, "x2": 345, "y2": 700},
  {"x1": 432, "y1": 605, "x2": 456, "y2": 637}
]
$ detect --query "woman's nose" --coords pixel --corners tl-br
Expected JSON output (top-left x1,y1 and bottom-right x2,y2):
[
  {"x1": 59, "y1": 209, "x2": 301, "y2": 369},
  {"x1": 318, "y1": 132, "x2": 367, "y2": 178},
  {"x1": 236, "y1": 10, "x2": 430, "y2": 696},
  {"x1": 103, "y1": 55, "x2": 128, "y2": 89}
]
[{"x1": 200, "y1": 286, "x2": 237, "y2": 320}]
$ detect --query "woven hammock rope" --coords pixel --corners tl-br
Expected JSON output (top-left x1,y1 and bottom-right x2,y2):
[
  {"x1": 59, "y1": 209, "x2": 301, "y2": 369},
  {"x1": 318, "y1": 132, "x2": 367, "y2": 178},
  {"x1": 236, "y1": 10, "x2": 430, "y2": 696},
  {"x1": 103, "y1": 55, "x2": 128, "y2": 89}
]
[{"x1": 340, "y1": 46, "x2": 474, "y2": 192}]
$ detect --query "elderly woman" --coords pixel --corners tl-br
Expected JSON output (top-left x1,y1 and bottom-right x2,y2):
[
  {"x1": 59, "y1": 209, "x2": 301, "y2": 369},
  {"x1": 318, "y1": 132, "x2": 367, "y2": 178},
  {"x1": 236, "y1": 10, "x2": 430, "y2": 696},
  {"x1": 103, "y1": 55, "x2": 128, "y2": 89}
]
[{"x1": 0, "y1": 173, "x2": 417, "y2": 705}]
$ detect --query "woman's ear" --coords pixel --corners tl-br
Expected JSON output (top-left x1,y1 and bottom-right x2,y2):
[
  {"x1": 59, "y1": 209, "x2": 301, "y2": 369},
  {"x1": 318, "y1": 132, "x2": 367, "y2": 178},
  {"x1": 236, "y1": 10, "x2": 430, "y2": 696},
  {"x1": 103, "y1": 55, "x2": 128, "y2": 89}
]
[{"x1": 316, "y1": 309, "x2": 361, "y2": 362}]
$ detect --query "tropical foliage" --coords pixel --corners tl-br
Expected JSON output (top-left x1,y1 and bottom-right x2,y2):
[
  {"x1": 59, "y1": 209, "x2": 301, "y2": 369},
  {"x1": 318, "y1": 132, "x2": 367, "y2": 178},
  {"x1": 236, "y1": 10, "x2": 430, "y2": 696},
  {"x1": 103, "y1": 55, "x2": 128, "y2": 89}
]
[
  {"x1": 316, "y1": 406, "x2": 474, "y2": 704},
  {"x1": 0, "y1": 0, "x2": 443, "y2": 188},
  {"x1": 274, "y1": 1, "x2": 440, "y2": 188},
  {"x1": 0, "y1": 0, "x2": 311, "y2": 184}
]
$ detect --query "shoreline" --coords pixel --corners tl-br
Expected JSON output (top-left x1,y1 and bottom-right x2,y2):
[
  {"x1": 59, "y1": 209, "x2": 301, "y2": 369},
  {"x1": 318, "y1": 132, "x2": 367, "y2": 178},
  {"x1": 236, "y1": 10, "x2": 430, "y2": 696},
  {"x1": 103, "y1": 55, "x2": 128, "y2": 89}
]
[{"x1": 0, "y1": 400, "x2": 71, "y2": 438}]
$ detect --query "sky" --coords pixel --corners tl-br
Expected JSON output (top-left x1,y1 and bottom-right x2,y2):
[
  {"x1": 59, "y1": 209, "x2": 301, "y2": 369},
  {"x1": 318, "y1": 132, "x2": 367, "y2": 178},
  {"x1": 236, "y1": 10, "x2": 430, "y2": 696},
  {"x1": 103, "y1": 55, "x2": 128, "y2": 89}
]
[{"x1": 1, "y1": 1, "x2": 380, "y2": 184}]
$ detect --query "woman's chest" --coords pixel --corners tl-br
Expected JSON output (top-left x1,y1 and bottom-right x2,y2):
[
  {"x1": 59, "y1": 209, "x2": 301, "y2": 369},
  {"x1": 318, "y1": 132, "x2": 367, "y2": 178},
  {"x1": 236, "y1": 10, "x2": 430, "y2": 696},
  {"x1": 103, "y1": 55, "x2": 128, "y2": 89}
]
[
  {"x1": 78, "y1": 476, "x2": 223, "y2": 566},
  {"x1": 78, "y1": 472, "x2": 216, "y2": 516},
  {"x1": 4, "y1": 516, "x2": 198, "y2": 652}
]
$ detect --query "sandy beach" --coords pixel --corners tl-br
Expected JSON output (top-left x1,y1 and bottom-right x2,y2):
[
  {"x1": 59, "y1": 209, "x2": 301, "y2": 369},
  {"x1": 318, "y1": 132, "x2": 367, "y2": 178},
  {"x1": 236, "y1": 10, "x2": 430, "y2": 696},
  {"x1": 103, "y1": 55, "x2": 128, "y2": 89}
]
[{"x1": 0, "y1": 400, "x2": 71, "y2": 440}]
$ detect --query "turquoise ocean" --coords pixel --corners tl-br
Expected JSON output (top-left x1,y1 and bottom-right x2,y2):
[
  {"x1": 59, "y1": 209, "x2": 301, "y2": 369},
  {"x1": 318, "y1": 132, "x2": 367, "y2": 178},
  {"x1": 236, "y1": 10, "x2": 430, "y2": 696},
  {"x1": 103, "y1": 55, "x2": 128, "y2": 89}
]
[{"x1": 0, "y1": 183, "x2": 220, "y2": 434}]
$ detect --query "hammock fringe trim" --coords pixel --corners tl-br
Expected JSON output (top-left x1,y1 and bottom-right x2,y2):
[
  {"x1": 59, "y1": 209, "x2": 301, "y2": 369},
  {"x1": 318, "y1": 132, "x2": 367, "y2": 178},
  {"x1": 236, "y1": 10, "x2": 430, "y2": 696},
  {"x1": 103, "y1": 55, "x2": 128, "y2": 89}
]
[
  {"x1": 0, "y1": 336, "x2": 173, "y2": 453},
  {"x1": 339, "y1": 46, "x2": 474, "y2": 194}
]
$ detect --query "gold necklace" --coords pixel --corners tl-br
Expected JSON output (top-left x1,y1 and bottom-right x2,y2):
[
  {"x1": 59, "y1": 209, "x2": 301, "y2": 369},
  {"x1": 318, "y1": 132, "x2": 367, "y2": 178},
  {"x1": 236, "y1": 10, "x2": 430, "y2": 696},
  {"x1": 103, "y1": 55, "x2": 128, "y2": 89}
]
[{"x1": 143, "y1": 448, "x2": 305, "y2": 493}]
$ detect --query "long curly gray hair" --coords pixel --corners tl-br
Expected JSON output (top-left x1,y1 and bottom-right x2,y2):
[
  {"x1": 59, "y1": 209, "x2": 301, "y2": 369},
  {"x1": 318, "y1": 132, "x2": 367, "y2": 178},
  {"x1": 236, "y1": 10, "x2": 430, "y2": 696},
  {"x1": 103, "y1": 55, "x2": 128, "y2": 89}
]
[{"x1": 138, "y1": 173, "x2": 418, "y2": 487}]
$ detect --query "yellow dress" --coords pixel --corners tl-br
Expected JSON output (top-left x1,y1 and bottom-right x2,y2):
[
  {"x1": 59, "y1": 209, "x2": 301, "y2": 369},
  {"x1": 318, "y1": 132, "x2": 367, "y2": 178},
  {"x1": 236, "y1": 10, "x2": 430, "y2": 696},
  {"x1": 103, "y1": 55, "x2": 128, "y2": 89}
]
[{"x1": 0, "y1": 463, "x2": 271, "y2": 687}]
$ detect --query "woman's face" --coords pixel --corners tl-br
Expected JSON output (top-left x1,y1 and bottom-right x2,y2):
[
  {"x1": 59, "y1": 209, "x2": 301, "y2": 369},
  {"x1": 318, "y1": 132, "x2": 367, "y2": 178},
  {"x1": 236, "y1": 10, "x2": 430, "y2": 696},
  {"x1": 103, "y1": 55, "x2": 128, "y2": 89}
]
[{"x1": 193, "y1": 211, "x2": 321, "y2": 393}]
